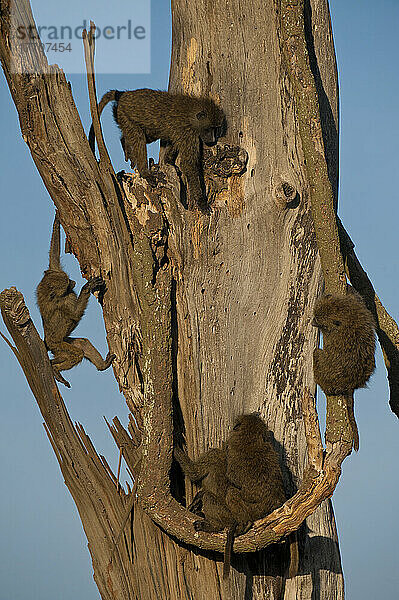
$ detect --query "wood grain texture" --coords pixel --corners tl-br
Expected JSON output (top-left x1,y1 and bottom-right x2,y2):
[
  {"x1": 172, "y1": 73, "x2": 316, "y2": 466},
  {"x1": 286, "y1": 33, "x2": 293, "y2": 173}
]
[
  {"x1": 0, "y1": 0, "x2": 347, "y2": 598},
  {"x1": 166, "y1": 0, "x2": 343, "y2": 597}
]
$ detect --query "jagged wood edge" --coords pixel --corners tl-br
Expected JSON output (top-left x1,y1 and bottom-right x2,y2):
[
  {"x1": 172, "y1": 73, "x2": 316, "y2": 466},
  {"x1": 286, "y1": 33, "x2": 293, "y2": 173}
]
[
  {"x1": 0, "y1": 289, "x2": 342, "y2": 553},
  {"x1": 0, "y1": 0, "x2": 359, "y2": 558},
  {"x1": 0, "y1": 288, "x2": 137, "y2": 540},
  {"x1": 83, "y1": 23, "x2": 113, "y2": 169}
]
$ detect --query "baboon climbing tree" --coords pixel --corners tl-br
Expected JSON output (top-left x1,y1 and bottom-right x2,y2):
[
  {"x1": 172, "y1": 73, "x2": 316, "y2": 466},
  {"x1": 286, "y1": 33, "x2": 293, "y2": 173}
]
[{"x1": 1, "y1": 1, "x2": 399, "y2": 599}]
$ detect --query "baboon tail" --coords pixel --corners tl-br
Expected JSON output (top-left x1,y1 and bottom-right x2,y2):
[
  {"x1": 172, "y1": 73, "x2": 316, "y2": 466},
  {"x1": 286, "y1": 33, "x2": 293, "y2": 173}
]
[
  {"x1": 48, "y1": 211, "x2": 61, "y2": 270},
  {"x1": 88, "y1": 90, "x2": 119, "y2": 153},
  {"x1": 288, "y1": 531, "x2": 299, "y2": 579},
  {"x1": 347, "y1": 394, "x2": 360, "y2": 451},
  {"x1": 223, "y1": 523, "x2": 237, "y2": 580}
]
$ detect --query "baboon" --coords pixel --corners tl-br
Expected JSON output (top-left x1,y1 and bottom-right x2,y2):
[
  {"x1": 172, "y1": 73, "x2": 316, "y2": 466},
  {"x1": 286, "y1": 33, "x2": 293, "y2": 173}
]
[
  {"x1": 225, "y1": 413, "x2": 298, "y2": 579},
  {"x1": 89, "y1": 89, "x2": 226, "y2": 209},
  {"x1": 174, "y1": 446, "x2": 235, "y2": 531},
  {"x1": 312, "y1": 293, "x2": 376, "y2": 395},
  {"x1": 175, "y1": 414, "x2": 298, "y2": 579},
  {"x1": 174, "y1": 445, "x2": 238, "y2": 579},
  {"x1": 313, "y1": 293, "x2": 376, "y2": 450},
  {"x1": 36, "y1": 213, "x2": 115, "y2": 388}
]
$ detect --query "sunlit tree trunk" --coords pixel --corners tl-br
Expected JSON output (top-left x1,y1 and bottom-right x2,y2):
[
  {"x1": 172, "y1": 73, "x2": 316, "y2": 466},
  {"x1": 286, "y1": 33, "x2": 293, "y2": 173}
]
[
  {"x1": 0, "y1": 0, "x2": 348, "y2": 598},
  {"x1": 164, "y1": 0, "x2": 343, "y2": 598}
]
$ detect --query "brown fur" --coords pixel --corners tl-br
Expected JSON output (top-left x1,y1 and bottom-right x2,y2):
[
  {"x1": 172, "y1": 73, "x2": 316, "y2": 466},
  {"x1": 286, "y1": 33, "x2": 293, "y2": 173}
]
[
  {"x1": 313, "y1": 293, "x2": 376, "y2": 395},
  {"x1": 174, "y1": 446, "x2": 235, "y2": 532},
  {"x1": 225, "y1": 414, "x2": 298, "y2": 579},
  {"x1": 36, "y1": 213, "x2": 115, "y2": 388},
  {"x1": 174, "y1": 414, "x2": 298, "y2": 579},
  {"x1": 226, "y1": 415, "x2": 287, "y2": 521},
  {"x1": 89, "y1": 89, "x2": 226, "y2": 209},
  {"x1": 174, "y1": 445, "x2": 237, "y2": 579}
]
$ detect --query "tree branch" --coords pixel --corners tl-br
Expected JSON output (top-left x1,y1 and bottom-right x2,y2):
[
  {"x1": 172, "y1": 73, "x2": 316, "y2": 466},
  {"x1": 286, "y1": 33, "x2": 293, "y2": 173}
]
[
  {"x1": 280, "y1": 0, "x2": 355, "y2": 456},
  {"x1": 338, "y1": 218, "x2": 399, "y2": 418},
  {"x1": 83, "y1": 22, "x2": 113, "y2": 169},
  {"x1": 0, "y1": 0, "x2": 356, "y2": 570},
  {"x1": 0, "y1": 288, "x2": 137, "y2": 598},
  {"x1": 280, "y1": 0, "x2": 346, "y2": 295},
  {"x1": 0, "y1": 0, "x2": 153, "y2": 417},
  {"x1": 0, "y1": 291, "x2": 344, "y2": 555}
]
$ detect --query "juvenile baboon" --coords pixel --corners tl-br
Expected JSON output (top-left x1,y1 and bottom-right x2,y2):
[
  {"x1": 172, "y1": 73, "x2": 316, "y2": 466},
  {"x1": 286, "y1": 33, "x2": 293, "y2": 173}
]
[
  {"x1": 174, "y1": 446, "x2": 235, "y2": 531},
  {"x1": 175, "y1": 414, "x2": 298, "y2": 579},
  {"x1": 174, "y1": 445, "x2": 237, "y2": 579},
  {"x1": 313, "y1": 293, "x2": 376, "y2": 450},
  {"x1": 312, "y1": 293, "x2": 376, "y2": 395},
  {"x1": 36, "y1": 213, "x2": 115, "y2": 388},
  {"x1": 89, "y1": 89, "x2": 226, "y2": 209},
  {"x1": 225, "y1": 413, "x2": 298, "y2": 579}
]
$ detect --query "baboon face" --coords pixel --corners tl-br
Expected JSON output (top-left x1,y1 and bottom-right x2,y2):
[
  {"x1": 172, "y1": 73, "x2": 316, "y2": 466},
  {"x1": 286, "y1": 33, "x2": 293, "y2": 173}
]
[
  {"x1": 230, "y1": 413, "x2": 270, "y2": 447},
  {"x1": 192, "y1": 103, "x2": 226, "y2": 146},
  {"x1": 67, "y1": 279, "x2": 76, "y2": 292},
  {"x1": 197, "y1": 118, "x2": 221, "y2": 145},
  {"x1": 312, "y1": 294, "x2": 352, "y2": 334}
]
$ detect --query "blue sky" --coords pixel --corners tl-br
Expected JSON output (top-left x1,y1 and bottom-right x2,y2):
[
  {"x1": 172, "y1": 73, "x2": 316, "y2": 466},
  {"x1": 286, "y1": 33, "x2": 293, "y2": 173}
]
[{"x1": 0, "y1": 1, "x2": 398, "y2": 599}]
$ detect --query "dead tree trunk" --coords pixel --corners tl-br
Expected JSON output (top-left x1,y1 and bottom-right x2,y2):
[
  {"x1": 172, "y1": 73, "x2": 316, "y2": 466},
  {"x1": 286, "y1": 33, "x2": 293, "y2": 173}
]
[
  {"x1": 165, "y1": 0, "x2": 344, "y2": 597},
  {"x1": 2, "y1": 1, "x2": 399, "y2": 599}
]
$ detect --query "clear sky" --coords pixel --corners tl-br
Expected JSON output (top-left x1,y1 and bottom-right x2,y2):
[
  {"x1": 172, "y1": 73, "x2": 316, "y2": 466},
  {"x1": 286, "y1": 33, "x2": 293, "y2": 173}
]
[{"x1": 0, "y1": 1, "x2": 398, "y2": 599}]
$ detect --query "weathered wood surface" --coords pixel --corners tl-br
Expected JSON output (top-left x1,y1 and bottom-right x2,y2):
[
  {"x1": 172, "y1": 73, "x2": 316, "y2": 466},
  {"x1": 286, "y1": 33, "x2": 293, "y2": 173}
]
[
  {"x1": 167, "y1": 0, "x2": 344, "y2": 597},
  {"x1": 0, "y1": 0, "x2": 349, "y2": 598}
]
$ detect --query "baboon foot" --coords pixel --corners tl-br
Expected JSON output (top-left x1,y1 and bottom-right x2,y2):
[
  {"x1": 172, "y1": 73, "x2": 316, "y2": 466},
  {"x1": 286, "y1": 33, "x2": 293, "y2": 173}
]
[
  {"x1": 188, "y1": 192, "x2": 210, "y2": 214},
  {"x1": 88, "y1": 276, "x2": 105, "y2": 293},
  {"x1": 99, "y1": 352, "x2": 116, "y2": 371},
  {"x1": 148, "y1": 159, "x2": 167, "y2": 184},
  {"x1": 52, "y1": 367, "x2": 71, "y2": 388},
  {"x1": 143, "y1": 172, "x2": 158, "y2": 187},
  {"x1": 133, "y1": 166, "x2": 158, "y2": 187}
]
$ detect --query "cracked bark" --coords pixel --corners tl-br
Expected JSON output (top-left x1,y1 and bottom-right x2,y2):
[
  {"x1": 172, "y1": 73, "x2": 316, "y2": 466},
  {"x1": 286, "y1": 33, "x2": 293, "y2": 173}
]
[{"x1": 4, "y1": 0, "x2": 396, "y2": 598}]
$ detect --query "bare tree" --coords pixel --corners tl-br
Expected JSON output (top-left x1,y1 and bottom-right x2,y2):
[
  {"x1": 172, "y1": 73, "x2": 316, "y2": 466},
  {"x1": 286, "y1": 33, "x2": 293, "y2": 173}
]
[{"x1": 1, "y1": 1, "x2": 398, "y2": 599}]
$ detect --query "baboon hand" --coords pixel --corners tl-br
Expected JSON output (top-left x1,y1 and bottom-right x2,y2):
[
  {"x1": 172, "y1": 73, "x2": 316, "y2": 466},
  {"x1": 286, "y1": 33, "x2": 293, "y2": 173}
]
[
  {"x1": 142, "y1": 170, "x2": 158, "y2": 187},
  {"x1": 104, "y1": 352, "x2": 116, "y2": 369}
]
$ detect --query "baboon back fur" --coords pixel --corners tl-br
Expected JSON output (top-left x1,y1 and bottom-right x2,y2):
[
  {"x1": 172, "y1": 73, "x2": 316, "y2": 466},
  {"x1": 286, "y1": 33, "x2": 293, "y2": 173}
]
[
  {"x1": 89, "y1": 89, "x2": 226, "y2": 209},
  {"x1": 225, "y1": 414, "x2": 287, "y2": 525},
  {"x1": 175, "y1": 414, "x2": 298, "y2": 579},
  {"x1": 225, "y1": 414, "x2": 298, "y2": 578},
  {"x1": 37, "y1": 270, "x2": 85, "y2": 348}
]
